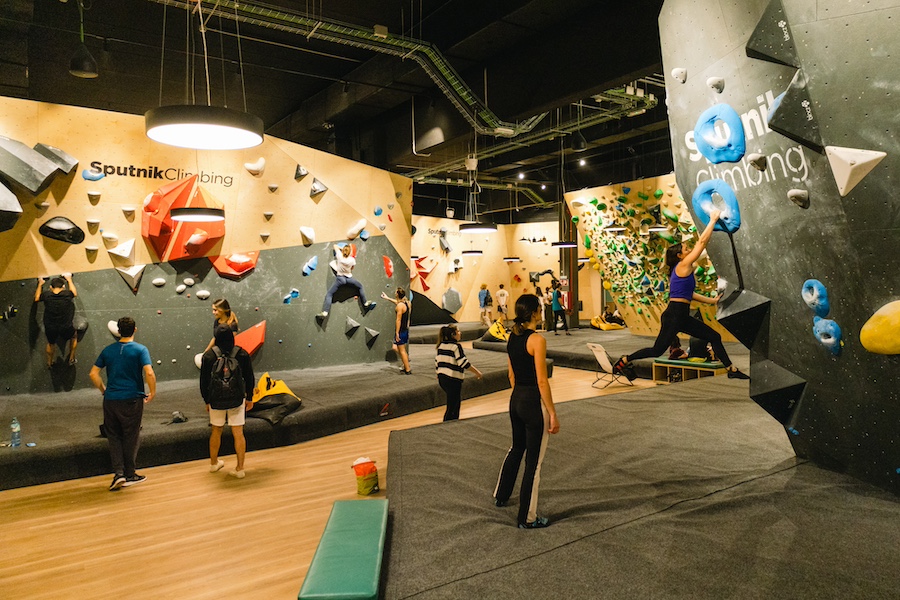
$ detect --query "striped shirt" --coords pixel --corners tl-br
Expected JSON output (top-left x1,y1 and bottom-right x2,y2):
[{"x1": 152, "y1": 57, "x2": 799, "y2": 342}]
[{"x1": 435, "y1": 341, "x2": 471, "y2": 379}]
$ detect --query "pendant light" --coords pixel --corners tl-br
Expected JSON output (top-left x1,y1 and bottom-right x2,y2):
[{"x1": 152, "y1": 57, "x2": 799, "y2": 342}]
[
  {"x1": 69, "y1": 1, "x2": 98, "y2": 79},
  {"x1": 145, "y1": 1, "x2": 263, "y2": 150}
]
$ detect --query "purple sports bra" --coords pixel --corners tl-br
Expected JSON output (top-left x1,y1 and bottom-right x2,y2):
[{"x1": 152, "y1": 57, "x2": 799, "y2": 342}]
[{"x1": 669, "y1": 269, "x2": 695, "y2": 301}]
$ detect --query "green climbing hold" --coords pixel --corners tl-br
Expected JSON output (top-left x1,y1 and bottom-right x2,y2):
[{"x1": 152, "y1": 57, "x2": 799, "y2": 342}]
[
  {"x1": 654, "y1": 189, "x2": 664, "y2": 199},
  {"x1": 658, "y1": 231, "x2": 676, "y2": 243},
  {"x1": 662, "y1": 207, "x2": 679, "y2": 222},
  {"x1": 590, "y1": 197, "x2": 599, "y2": 205},
  {"x1": 584, "y1": 234, "x2": 591, "y2": 249},
  {"x1": 637, "y1": 307, "x2": 643, "y2": 315},
  {"x1": 617, "y1": 196, "x2": 628, "y2": 203},
  {"x1": 597, "y1": 203, "x2": 607, "y2": 210},
  {"x1": 637, "y1": 192, "x2": 649, "y2": 201},
  {"x1": 626, "y1": 209, "x2": 636, "y2": 217}
]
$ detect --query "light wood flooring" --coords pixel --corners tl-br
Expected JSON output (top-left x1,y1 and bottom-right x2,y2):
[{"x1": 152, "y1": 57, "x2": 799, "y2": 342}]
[{"x1": 0, "y1": 366, "x2": 654, "y2": 600}]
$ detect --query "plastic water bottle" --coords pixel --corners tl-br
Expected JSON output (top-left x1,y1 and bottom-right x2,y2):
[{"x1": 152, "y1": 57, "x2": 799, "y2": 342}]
[{"x1": 10, "y1": 417, "x2": 21, "y2": 448}]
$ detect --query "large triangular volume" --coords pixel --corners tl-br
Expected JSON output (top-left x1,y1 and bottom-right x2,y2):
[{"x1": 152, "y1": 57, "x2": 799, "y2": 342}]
[
  {"x1": 825, "y1": 146, "x2": 887, "y2": 197},
  {"x1": 345, "y1": 316, "x2": 360, "y2": 335},
  {"x1": 716, "y1": 289, "x2": 772, "y2": 353},
  {"x1": 745, "y1": 0, "x2": 800, "y2": 68},
  {"x1": 749, "y1": 359, "x2": 807, "y2": 425},
  {"x1": 767, "y1": 69, "x2": 824, "y2": 153},
  {"x1": 0, "y1": 183, "x2": 22, "y2": 233},
  {"x1": 116, "y1": 264, "x2": 146, "y2": 292}
]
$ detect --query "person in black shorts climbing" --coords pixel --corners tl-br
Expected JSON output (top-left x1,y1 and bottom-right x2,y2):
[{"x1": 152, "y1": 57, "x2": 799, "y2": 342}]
[{"x1": 35, "y1": 274, "x2": 78, "y2": 367}]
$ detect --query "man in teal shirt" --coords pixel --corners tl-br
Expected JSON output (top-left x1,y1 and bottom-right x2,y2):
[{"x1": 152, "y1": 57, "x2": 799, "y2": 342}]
[{"x1": 89, "y1": 316, "x2": 156, "y2": 491}]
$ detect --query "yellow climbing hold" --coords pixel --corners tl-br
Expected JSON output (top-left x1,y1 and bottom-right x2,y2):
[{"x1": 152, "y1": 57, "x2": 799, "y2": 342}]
[{"x1": 860, "y1": 300, "x2": 900, "y2": 354}]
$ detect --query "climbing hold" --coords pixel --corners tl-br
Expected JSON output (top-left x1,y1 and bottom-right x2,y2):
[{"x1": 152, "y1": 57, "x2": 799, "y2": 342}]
[
  {"x1": 38, "y1": 217, "x2": 85, "y2": 244},
  {"x1": 860, "y1": 300, "x2": 900, "y2": 354},
  {"x1": 378, "y1": 224, "x2": 386, "y2": 231},
  {"x1": 787, "y1": 189, "x2": 809, "y2": 209},
  {"x1": 108, "y1": 238, "x2": 136, "y2": 265},
  {"x1": 706, "y1": 76, "x2": 725, "y2": 93},
  {"x1": 347, "y1": 219, "x2": 367, "y2": 240},
  {"x1": 302, "y1": 255, "x2": 318, "y2": 276},
  {"x1": 194, "y1": 353, "x2": 203, "y2": 369},
  {"x1": 374, "y1": 206, "x2": 383, "y2": 216},
  {"x1": 282, "y1": 294, "x2": 292, "y2": 304},
  {"x1": 171, "y1": 359, "x2": 177, "y2": 364},
  {"x1": 622, "y1": 187, "x2": 631, "y2": 194},
  {"x1": 290, "y1": 288, "x2": 299, "y2": 298},
  {"x1": 116, "y1": 264, "x2": 145, "y2": 291},
  {"x1": 152, "y1": 278, "x2": 166, "y2": 287},
  {"x1": 693, "y1": 104, "x2": 746, "y2": 164},
  {"x1": 183, "y1": 278, "x2": 195, "y2": 287},
  {"x1": 107, "y1": 320, "x2": 121, "y2": 338},
  {"x1": 825, "y1": 146, "x2": 887, "y2": 197},
  {"x1": 801, "y1": 279, "x2": 830, "y2": 318},
  {"x1": 653, "y1": 189, "x2": 663, "y2": 199},
  {"x1": 813, "y1": 317, "x2": 842, "y2": 356},
  {"x1": 196, "y1": 290, "x2": 210, "y2": 300},
  {"x1": 747, "y1": 153, "x2": 768, "y2": 171},
  {"x1": 691, "y1": 179, "x2": 741, "y2": 234},
  {"x1": 671, "y1": 67, "x2": 687, "y2": 83},
  {"x1": 299, "y1": 226, "x2": 315, "y2": 246},
  {"x1": 360, "y1": 229, "x2": 370, "y2": 241},
  {"x1": 310, "y1": 178, "x2": 328, "y2": 196},
  {"x1": 294, "y1": 164, "x2": 309, "y2": 179},
  {"x1": 383, "y1": 256, "x2": 394, "y2": 277},
  {"x1": 267, "y1": 183, "x2": 279, "y2": 192},
  {"x1": 264, "y1": 211, "x2": 274, "y2": 220},
  {"x1": 260, "y1": 232, "x2": 270, "y2": 241},
  {"x1": 346, "y1": 317, "x2": 360, "y2": 334},
  {"x1": 244, "y1": 157, "x2": 265, "y2": 175},
  {"x1": 82, "y1": 170, "x2": 104, "y2": 181}
]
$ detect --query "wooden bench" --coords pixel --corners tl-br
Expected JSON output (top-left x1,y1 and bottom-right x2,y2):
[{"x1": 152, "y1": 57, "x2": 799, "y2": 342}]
[
  {"x1": 299, "y1": 499, "x2": 389, "y2": 600},
  {"x1": 652, "y1": 358, "x2": 726, "y2": 383}
]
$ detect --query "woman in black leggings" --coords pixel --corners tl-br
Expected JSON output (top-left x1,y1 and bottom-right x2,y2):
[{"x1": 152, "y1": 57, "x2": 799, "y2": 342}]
[
  {"x1": 494, "y1": 294, "x2": 560, "y2": 529},
  {"x1": 614, "y1": 207, "x2": 749, "y2": 380}
]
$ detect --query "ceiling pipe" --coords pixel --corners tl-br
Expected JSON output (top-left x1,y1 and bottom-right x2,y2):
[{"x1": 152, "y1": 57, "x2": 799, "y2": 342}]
[
  {"x1": 416, "y1": 177, "x2": 546, "y2": 206},
  {"x1": 144, "y1": 0, "x2": 547, "y2": 138}
]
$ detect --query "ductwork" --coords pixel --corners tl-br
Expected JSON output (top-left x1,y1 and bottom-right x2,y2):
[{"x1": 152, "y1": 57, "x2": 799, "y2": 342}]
[{"x1": 145, "y1": 0, "x2": 547, "y2": 137}]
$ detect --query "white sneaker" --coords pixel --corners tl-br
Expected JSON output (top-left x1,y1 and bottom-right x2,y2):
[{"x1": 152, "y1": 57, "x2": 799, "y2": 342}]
[
  {"x1": 209, "y1": 459, "x2": 225, "y2": 473},
  {"x1": 318, "y1": 311, "x2": 328, "y2": 318},
  {"x1": 229, "y1": 469, "x2": 245, "y2": 479}
]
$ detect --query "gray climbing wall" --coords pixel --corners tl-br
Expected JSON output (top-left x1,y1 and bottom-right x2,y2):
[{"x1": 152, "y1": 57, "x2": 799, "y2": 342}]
[
  {"x1": 660, "y1": 0, "x2": 900, "y2": 493},
  {"x1": 0, "y1": 235, "x2": 405, "y2": 395}
]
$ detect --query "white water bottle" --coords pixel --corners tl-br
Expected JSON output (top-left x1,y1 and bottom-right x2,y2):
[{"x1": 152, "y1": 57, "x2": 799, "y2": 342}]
[{"x1": 10, "y1": 417, "x2": 21, "y2": 448}]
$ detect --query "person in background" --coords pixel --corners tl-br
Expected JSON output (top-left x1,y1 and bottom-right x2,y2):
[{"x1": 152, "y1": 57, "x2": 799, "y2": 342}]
[
  {"x1": 495, "y1": 284, "x2": 510, "y2": 326},
  {"x1": 200, "y1": 326, "x2": 256, "y2": 479},
  {"x1": 494, "y1": 294, "x2": 559, "y2": 529},
  {"x1": 478, "y1": 283, "x2": 493, "y2": 327},
  {"x1": 550, "y1": 281, "x2": 570, "y2": 336},
  {"x1": 603, "y1": 304, "x2": 626, "y2": 326},
  {"x1": 613, "y1": 207, "x2": 749, "y2": 380},
  {"x1": 382, "y1": 288, "x2": 412, "y2": 374},
  {"x1": 89, "y1": 316, "x2": 156, "y2": 491},
  {"x1": 34, "y1": 274, "x2": 78, "y2": 367},
  {"x1": 204, "y1": 298, "x2": 239, "y2": 353},
  {"x1": 535, "y1": 286, "x2": 549, "y2": 331},
  {"x1": 435, "y1": 324, "x2": 483, "y2": 421}
]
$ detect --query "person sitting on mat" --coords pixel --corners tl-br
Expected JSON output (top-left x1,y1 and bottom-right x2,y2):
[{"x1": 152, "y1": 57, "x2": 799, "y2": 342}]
[
  {"x1": 435, "y1": 324, "x2": 483, "y2": 421},
  {"x1": 494, "y1": 293, "x2": 559, "y2": 529},
  {"x1": 613, "y1": 207, "x2": 748, "y2": 381}
]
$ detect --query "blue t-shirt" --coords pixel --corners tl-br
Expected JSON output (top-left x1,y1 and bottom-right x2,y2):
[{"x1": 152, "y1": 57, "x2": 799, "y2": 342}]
[
  {"x1": 551, "y1": 290, "x2": 563, "y2": 311},
  {"x1": 95, "y1": 341, "x2": 152, "y2": 401}
]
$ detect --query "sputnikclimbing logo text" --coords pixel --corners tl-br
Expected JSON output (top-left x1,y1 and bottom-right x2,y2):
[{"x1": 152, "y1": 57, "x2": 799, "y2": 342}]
[{"x1": 83, "y1": 161, "x2": 234, "y2": 187}]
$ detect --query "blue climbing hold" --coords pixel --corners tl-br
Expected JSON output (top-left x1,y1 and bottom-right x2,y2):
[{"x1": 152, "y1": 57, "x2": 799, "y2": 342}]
[
  {"x1": 693, "y1": 104, "x2": 746, "y2": 164},
  {"x1": 302, "y1": 256, "x2": 318, "y2": 276},
  {"x1": 801, "y1": 279, "x2": 830, "y2": 318},
  {"x1": 282, "y1": 295, "x2": 292, "y2": 304},
  {"x1": 359, "y1": 229, "x2": 370, "y2": 241},
  {"x1": 691, "y1": 179, "x2": 741, "y2": 234},
  {"x1": 622, "y1": 187, "x2": 631, "y2": 194},
  {"x1": 81, "y1": 169, "x2": 105, "y2": 181},
  {"x1": 374, "y1": 206, "x2": 383, "y2": 216},
  {"x1": 813, "y1": 316, "x2": 842, "y2": 355}
]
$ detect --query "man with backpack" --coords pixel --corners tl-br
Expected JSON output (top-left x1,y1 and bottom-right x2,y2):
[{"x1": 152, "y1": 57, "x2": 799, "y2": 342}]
[{"x1": 200, "y1": 325, "x2": 256, "y2": 479}]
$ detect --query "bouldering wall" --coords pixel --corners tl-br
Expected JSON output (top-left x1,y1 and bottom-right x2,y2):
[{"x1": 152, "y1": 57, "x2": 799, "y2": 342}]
[
  {"x1": 0, "y1": 97, "x2": 411, "y2": 394},
  {"x1": 660, "y1": 0, "x2": 899, "y2": 493},
  {"x1": 565, "y1": 174, "x2": 735, "y2": 340},
  {"x1": 410, "y1": 216, "x2": 558, "y2": 323}
]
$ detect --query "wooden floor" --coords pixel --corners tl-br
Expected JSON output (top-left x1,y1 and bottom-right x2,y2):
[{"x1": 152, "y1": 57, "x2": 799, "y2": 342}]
[{"x1": 0, "y1": 366, "x2": 654, "y2": 600}]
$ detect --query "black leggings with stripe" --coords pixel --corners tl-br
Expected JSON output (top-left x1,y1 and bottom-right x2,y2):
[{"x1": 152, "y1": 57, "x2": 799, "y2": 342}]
[
  {"x1": 627, "y1": 301, "x2": 733, "y2": 367},
  {"x1": 494, "y1": 385, "x2": 549, "y2": 525}
]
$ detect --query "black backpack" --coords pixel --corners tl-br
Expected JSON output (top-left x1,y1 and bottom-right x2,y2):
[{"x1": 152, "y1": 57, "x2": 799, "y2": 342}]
[
  {"x1": 208, "y1": 346, "x2": 245, "y2": 409},
  {"x1": 484, "y1": 290, "x2": 493, "y2": 306}
]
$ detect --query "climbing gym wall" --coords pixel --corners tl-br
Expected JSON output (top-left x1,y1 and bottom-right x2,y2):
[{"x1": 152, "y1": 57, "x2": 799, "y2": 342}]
[
  {"x1": 409, "y1": 216, "x2": 559, "y2": 323},
  {"x1": 660, "y1": 0, "x2": 899, "y2": 493},
  {"x1": 0, "y1": 97, "x2": 411, "y2": 394},
  {"x1": 565, "y1": 174, "x2": 734, "y2": 340}
]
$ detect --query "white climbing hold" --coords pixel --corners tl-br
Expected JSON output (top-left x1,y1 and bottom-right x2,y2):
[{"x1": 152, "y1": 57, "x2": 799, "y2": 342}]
[
  {"x1": 747, "y1": 153, "x2": 768, "y2": 171},
  {"x1": 85, "y1": 246, "x2": 98, "y2": 253},
  {"x1": 346, "y1": 219, "x2": 367, "y2": 240},
  {"x1": 387, "y1": 203, "x2": 395, "y2": 209},
  {"x1": 194, "y1": 353, "x2": 203, "y2": 369},
  {"x1": 101, "y1": 231, "x2": 118, "y2": 243},
  {"x1": 260, "y1": 232, "x2": 270, "y2": 241},
  {"x1": 184, "y1": 230, "x2": 208, "y2": 250},
  {"x1": 108, "y1": 238, "x2": 136, "y2": 265},
  {"x1": 706, "y1": 77, "x2": 725, "y2": 93},
  {"x1": 787, "y1": 189, "x2": 810, "y2": 209},
  {"x1": 825, "y1": 146, "x2": 887, "y2": 197},
  {"x1": 87, "y1": 191, "x2": 101, "y2": 202},
  {"x1": 378, "y1": 224, "x2": 386, "y2": 231},
  {"x1": 263, "y1": 211, "x2": 274, "y2": 220},
  {"x1": 152, "y1": 278, "x2": 166, "y2": 287},
  {"x1": 299, "y1": 226, "x2": 315, "y2": 245},
  {"x1": 196, "y1": 290, "x2": 211, "y2": 300},
  {"x1": 671, "y1": 67, "x2": 687, "y2": 83},
  {"x1": 115, "y1": 264, "x2": 145, "y2": 290},
  {"x1": 107, "y1": 320, "x2": 121, "y2": 338},
  {"x1": 267, "y1": 183, "x2": 279, "y2": 192},
  {"x1": 183, "y1": 278, "x2": 195, "y2": 286},
  {"x1": 244, "y1": 157, "x2": 265, "y2": 175},
  {"x1": 310, "y1": 178, "x2": 328, "y2": 196},
  {"x1": 176, "y1": 284, "x2": 187, "y2": 294},
  {"x1": 121, "y1": 205, "x2": 135, "y2": 215}
]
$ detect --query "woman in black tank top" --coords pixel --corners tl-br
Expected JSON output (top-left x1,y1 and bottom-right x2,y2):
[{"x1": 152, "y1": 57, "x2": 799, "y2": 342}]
[{"x1": 493, "y1": 294, "x2": 559, "y2": 529}]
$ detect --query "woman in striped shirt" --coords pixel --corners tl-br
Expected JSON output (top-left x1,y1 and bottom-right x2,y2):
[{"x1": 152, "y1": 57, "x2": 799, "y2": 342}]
[{"x1": 435, "y1": 325, "x2": 483, "y2": 421}]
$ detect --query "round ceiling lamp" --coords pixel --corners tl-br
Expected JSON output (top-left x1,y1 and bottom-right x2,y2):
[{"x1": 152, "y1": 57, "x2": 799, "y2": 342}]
[{"x1": 146, "y1": 106, "x2": 263, "y2": 151}]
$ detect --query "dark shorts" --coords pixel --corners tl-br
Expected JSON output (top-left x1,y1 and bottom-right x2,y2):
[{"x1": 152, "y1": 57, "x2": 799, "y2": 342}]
[
  {"x1": 397, "y1": 330, "x2": 409, "y2": 345},
  {"x1": 45, "y1": 323, "x2": 76, "y2": 344}
]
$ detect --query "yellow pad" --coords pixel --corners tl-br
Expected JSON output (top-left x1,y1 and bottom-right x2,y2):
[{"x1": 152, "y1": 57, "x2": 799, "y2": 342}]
[{"x1": 252, "y1": 372, "x2": 300, "y2": 404}]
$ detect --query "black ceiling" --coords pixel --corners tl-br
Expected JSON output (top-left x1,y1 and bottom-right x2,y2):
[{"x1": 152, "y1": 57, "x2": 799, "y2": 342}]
[{"x1": 1, "y1": 0, "x2": 673, "y2": 221}]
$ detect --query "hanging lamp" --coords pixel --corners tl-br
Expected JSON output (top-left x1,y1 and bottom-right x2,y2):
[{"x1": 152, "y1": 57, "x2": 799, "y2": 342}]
[
  {"x1": 145, "y1": 1, "x2": 263, "y2": 150},
  {"x1": 69, "y1": 1, "x2": 98, "y2": 78}
]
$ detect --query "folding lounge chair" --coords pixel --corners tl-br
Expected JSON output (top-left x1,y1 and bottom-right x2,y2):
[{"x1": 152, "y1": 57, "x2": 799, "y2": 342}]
[{"x1": 587, "y1": 342, "x2": 634, "y2": 389}]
